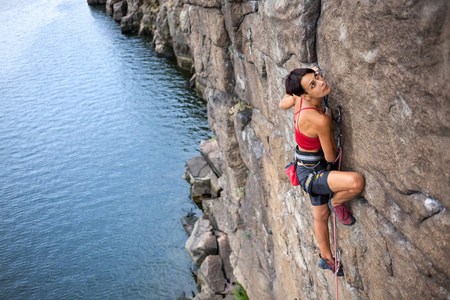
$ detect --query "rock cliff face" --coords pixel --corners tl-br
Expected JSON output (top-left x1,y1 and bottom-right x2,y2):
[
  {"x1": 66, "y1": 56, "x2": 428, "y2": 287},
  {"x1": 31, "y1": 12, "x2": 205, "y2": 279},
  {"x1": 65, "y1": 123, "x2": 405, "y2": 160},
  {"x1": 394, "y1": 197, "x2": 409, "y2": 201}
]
[{"x1": 89, "y1": 0, "x2": 450, "y2": 299}]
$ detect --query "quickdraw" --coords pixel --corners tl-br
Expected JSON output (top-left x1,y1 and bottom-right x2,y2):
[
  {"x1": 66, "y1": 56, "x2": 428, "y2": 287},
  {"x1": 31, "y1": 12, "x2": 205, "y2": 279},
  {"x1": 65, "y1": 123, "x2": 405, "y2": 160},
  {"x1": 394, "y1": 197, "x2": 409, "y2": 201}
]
[
  {"x1": 335, "y1": 247, "x2": 342, "y2": 276},
  {"x1": 336, "y1": 104, "x2": 342, "y2": 149}
]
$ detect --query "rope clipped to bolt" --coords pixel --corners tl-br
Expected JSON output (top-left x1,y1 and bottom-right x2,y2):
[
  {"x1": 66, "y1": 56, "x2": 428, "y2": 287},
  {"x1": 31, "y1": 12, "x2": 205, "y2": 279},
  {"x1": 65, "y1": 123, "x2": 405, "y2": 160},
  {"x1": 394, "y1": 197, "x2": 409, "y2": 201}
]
[
  {"x1": 334, "y1": 104, "x2": 343, "y2": 300},
  {"x1": 319, "y1": 67, "x2": 343, "y2": 299},
  {"x1": 322, "y1": 92, "x2": 343, "y2": 300}
]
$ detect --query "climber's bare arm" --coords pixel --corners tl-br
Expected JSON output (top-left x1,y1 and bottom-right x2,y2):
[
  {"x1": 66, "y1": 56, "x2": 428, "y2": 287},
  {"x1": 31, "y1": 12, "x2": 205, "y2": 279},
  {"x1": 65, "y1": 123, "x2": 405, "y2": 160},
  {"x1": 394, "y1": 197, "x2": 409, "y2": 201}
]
[
  {"x1": 324, "y1": 108, "x2": 337, "y2": 154},
  {"x1": 315, "y1": 114, "x2": 337, "y2": 162},
  {"x1": 279, "y1": 94, "x2": 295, "y2": 110}
]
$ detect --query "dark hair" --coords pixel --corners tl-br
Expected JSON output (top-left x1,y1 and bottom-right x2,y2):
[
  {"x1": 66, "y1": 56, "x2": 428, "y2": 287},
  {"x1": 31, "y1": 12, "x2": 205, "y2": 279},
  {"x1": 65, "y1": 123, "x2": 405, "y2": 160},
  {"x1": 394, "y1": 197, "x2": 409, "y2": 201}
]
[{"x1": 285, "y1": 68, "x2": 315, "y2": 96}]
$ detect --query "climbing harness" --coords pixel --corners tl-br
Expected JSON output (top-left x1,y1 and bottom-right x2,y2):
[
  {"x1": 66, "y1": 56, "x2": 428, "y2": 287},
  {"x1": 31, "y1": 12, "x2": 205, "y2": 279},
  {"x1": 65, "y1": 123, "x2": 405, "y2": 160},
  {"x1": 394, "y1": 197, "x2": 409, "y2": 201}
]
[{"x1": 303, "y1": 169, "x2": 323, "y2": 194}]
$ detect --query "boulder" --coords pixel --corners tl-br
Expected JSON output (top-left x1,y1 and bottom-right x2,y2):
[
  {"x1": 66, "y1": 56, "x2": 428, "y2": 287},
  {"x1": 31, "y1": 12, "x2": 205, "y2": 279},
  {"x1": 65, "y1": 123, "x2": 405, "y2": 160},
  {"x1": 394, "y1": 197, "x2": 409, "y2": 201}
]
[
  {"x1": 183, "y1": 156, "x2": 209, "y2": 183},
  {"x1": 112, "y1": 0, "x2": 127, "y2": 22},
  {"x1": 216, "y1": 233, "x2": 233, "y2": 280},
  {"x1": 87, "y1": 0, "x2": 107, "y2": 5},
  {"x1": 105, "y1": 0, "x2": 122, "y2": 16},
  {"x1": 202, "y1": 197, "x2": 241, "y2": 236},
  {"x1": 138, "y1": 9, "x2": 152, "y2": 35},
  {"x1": 184, "y1": 156, "x2": 221, "y2": 199},
  {"x1": 185, "y1": 214, "x2": 218, "y2": 266},
  {"x1": 197, "y1": 255, "x2": 226, "y2": 293},
  {"x1": 166, "y1": 3, "x2": 193, "y2": 70},
  {"x1": 153, "y1": 3, "x2": 174, "y2": 57},
  {"x1": 120, "y1": 6, "x2": 144, "y2": 33}
]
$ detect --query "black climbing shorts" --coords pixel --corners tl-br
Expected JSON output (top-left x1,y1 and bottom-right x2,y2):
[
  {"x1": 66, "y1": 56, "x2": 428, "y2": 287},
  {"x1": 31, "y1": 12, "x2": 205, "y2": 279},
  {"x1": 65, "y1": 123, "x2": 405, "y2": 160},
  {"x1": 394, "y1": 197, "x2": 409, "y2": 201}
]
[{"x1": 296, "y1": 159, "x2": 333, "y2": 206}]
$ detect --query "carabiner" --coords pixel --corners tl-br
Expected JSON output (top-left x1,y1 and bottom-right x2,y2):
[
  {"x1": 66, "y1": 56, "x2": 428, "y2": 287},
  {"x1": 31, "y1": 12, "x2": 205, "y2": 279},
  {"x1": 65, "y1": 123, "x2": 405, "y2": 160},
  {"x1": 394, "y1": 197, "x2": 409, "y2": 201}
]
[
  {"x1": 336, "y1": 105, "x2": 341, "y2": 124},
  {"x1": 336, "y1": 247, "x2": 342, "y2": 270},
  {"x1": 335, "y1": 105, "x2": 342, "y2": 149}
]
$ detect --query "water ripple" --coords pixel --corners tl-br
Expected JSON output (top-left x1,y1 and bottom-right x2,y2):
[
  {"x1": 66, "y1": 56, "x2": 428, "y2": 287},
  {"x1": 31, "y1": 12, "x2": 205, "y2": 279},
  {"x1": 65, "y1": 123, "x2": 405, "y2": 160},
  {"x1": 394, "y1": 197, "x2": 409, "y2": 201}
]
[{"x1": 0, "y1": 0, "x2": 209, "y2": 299}]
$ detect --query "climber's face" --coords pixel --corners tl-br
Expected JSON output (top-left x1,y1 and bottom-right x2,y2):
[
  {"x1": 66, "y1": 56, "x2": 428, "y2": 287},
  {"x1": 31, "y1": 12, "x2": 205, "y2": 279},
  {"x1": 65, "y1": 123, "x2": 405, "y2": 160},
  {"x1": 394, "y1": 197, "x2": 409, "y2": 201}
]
[{"x1": 300, "y1": 72, "x2": 331, "y2": 100}]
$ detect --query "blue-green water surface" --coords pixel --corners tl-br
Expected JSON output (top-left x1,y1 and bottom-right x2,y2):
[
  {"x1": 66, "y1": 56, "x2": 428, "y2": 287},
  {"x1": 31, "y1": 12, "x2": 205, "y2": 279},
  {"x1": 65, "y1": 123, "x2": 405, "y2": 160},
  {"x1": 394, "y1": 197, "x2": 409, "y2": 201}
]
[{"x1": 0, "y1": 1, "x2": 209, "y2": 299}]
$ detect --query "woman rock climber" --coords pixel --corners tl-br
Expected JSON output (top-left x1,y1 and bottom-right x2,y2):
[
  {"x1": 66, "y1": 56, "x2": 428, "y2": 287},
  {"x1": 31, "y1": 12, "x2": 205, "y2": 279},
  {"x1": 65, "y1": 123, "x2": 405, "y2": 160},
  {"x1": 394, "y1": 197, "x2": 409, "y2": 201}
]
[{"x1": 280, "y1": 68, "x2": 365, "y2": 276}]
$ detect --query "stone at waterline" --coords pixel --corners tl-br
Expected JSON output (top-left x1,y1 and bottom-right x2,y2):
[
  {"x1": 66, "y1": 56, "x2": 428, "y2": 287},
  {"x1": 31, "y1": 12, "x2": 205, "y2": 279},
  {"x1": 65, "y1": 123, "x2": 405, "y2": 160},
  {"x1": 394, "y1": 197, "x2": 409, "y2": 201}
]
[
  {"x1": 197, "y1": 255, "x2": 226, "y2": 294},
  {"x1": 153, "y1": 3, "x2": 175, "y2": 58},
  {"x1": 181, "y1": 211, "x2": 198, "y2": 236},
  {"x1": 183, "y1": 156, "x2": 221, "y2": 200},
  {"x1": 105, "y1": 0, "x2": 121, "y2": 16},
  {"x1": 185, "y1": 214, "x2": 218, "y2": 266},
  {"x1": 87, "y1": 0, "x2": 107, "y2": 5},
  {"x1": 175, "y1": 292, "x2": 188, "y2": 300},
  {"x1": 138, "y1": 11, "x2": 152, "y2": 36},
  {"x1": 120, "y1": 10, "x2": 142, "y2": 34},
  {"x1": 113, "y1": 0, "x2": 127, "y2": 22}
]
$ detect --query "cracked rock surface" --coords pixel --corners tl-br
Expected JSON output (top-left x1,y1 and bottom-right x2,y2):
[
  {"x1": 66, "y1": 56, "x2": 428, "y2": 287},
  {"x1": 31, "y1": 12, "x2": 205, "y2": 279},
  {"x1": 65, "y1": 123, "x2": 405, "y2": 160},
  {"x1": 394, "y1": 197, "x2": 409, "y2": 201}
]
[{"x1": 90, "y1": 0, "x2": 450, "y2": 299}]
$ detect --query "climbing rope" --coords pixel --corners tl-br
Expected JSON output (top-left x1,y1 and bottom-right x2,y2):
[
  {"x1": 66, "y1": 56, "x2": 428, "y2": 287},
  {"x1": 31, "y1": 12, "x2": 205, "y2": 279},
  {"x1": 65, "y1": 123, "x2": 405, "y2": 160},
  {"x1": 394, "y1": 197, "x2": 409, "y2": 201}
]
[
  {"x1": 333, "y1": 105, "x2": 343, "y2": 300},
  {"x1": 321, "y1": 71, "x2": 344, "y2": 299}
]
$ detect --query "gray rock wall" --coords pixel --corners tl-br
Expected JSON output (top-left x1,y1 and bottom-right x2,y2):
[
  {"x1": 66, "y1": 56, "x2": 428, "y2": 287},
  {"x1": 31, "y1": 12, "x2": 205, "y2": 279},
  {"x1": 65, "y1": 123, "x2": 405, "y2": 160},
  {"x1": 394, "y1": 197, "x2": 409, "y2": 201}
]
[{"x1": 89, "y1": 0, "x2": 450, "y2": 299}]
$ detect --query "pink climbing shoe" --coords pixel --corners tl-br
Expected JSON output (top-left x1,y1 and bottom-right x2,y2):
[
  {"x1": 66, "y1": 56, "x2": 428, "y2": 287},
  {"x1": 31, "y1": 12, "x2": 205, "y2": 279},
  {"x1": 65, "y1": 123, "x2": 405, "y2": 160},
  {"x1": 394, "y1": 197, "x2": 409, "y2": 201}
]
[{"x1": 328, "y1": 199, "x2": 355, "y2": 226}]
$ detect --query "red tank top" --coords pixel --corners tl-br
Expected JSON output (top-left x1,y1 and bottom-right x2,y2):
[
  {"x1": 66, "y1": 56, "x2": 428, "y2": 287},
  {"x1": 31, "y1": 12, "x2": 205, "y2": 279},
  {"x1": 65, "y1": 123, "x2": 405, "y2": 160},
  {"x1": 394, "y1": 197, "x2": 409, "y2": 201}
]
[{"x1": 295, "y1": 97, "x2": 322, "y2": 150}]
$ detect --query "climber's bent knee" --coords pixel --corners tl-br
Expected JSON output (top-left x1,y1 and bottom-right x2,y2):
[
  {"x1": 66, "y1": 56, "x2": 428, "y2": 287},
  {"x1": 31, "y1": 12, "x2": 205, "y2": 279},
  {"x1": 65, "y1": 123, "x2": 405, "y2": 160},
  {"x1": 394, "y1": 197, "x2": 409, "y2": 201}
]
[
  {"x1": 351, "y1": 173, "x2": 365, "y2": 193},
  {"x1": 327, "y1": 171, "x2": 365, "y2": 194}
]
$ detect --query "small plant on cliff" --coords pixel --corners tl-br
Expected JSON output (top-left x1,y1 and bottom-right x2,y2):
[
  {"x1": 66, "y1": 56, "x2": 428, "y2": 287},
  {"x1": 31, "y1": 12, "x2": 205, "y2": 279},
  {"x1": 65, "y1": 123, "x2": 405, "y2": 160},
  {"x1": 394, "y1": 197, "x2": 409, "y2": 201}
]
[
  {"x1": 225, "y1": 278, "x2": 249, "y2": 300},
  {"x1": 237, "y1": 186, "x2": 245, "y2": 197},
  {"x1": 225, "y1": 277, "x2": 235, "y2": 291},
  {"x1": 229, "y1": 97, "x2": 252, "y2": 118},
  {"x1": 228, "y1": 45, "x2": 234, "y2": 55},
  {"x1": 234, "y1": 282, "x2": 249, "y2": 300}
]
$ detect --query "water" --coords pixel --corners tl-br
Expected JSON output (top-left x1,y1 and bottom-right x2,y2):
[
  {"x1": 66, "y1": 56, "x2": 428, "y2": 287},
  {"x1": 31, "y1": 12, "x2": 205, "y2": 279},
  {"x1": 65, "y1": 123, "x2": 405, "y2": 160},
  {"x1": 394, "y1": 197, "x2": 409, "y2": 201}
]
[{"x1": 0, "y1": 1, "x2": 210, "y2": 299}]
